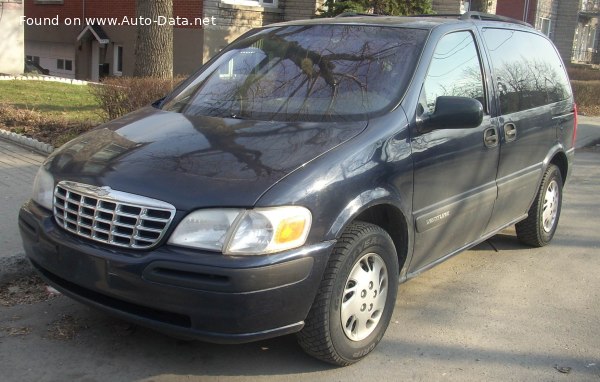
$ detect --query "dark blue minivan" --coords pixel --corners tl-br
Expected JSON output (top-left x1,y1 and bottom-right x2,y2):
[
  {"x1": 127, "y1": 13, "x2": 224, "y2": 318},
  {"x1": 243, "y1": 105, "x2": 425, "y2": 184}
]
[{"x1": 19, "y1": 12, "x2": 577, "y2": 365}]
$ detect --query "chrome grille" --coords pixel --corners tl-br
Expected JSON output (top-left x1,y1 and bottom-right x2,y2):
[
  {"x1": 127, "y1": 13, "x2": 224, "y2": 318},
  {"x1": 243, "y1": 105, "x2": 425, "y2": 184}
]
[{"x1": 53, "y1": 181, "x2": 176, "y2": 249}]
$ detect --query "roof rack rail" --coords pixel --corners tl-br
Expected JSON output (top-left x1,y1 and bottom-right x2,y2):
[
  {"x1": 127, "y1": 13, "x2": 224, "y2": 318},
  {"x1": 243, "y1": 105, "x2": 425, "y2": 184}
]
[
  {"x1": 410, "y1": 12, "x2": 532, "y2": 27},
  {"x1": 460, "y1": 11, "x2": 532, "y2": 27},
  {"x1": 412, "y1": 13, "x2": 462, "y2": 18},
  {"x1": 335, "y1": 12, "x2": 385, "y2": 18}
]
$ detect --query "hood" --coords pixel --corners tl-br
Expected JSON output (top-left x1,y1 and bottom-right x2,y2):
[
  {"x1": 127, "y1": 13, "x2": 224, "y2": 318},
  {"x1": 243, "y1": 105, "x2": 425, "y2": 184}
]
[{"x1": 46, "y1": 107, "x2": 367, "y2": 210}]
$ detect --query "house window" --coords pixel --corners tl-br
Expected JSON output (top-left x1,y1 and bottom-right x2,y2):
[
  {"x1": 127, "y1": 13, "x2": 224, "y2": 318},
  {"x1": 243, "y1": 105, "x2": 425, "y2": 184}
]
[
  {"x1": 27, "y1": 56, "x2": 41, "y2": 64},
  {"x1": 57, "y1": 59, "x2": 73, "y2": 71},
  {"x1": 587, "y1": 26, "x2": 597, "y2": 50},
  {"x1": 539, "y1": 17, "x2": 551, "y2": 36},
  {"x1": 113, "y1": 45, "x2": 124, "y2": 75}
]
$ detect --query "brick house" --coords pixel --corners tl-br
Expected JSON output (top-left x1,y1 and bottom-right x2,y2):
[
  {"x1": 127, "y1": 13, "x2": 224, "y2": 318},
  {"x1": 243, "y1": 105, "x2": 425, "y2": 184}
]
[
  {"x1": 24, "y1": 0, "x2": 322, "y2": 80},
  {"x1": 495, "y1": 0, "x2": 599, "y2": 66}
]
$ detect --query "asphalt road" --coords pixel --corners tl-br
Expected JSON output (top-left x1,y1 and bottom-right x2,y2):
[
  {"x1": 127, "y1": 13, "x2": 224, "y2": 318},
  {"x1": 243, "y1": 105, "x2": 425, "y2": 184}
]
[{"x1": 1, "y1": 148, "x2": 599, "y2": 381}]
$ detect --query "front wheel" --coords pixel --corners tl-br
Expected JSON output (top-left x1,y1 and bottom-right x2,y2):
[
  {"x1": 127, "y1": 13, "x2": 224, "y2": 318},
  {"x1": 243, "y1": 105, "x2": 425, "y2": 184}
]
[
  {"x1": 297, "y1": 222, "x2": 399, "y2": 366},
  {"x1": 516, "y1": 164, "x2": 563, "y2": 247}
]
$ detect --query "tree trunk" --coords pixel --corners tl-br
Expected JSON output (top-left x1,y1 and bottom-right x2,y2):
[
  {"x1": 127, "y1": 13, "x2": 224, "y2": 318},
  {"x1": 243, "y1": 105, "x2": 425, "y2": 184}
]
[{"x1": 134, "y1": 0, "x2": 173, "y2": 79}]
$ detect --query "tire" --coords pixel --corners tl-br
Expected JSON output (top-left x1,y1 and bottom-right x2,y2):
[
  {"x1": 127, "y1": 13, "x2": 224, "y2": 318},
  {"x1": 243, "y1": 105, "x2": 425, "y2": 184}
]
[
  {"x1": 516, "y1": 164, "x2": 563, "y2": 247},
  {"x1": 297, "y1": 222, "x2": 399, "y2": 366}
]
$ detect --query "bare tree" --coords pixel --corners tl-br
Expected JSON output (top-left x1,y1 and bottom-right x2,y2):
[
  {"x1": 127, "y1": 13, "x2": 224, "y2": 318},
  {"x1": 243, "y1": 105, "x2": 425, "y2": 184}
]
[{"x1": 134, "y1": 0, "x2": 173, "y2": 79}]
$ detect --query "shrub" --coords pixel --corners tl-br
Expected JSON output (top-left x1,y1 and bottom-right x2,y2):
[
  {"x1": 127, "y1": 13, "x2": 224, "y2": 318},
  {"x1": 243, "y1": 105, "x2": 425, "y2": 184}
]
[
  {"x1": 567, "y1": 66, "x2": 600, "y2": 81},
  {"x1": 571, "y1": 80, "x2": 600, "y2": 116},
  {"x1": 90, "y1": 76, "x2": 186, "y2": 121}
]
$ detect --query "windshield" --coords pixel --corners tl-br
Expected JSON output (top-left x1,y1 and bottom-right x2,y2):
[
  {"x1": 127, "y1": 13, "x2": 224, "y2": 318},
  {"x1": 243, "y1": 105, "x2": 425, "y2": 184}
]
[{"x1": 163, "y1": 25, "x2": 427, "y2": 122}]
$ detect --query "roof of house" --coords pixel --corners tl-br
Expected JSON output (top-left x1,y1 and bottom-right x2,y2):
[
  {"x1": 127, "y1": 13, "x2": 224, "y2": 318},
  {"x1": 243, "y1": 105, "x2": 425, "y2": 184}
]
[{"x1": 76, "y1": 24, "x2": 110, "y2": 44}]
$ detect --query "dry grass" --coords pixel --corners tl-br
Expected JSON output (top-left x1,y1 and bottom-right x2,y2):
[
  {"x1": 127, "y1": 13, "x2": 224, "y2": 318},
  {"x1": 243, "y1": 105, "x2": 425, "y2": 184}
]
[
  {"x1": 45, "y1": 314, "x2": 88, "y2": 341},
  {"x1": 571, "y1": 80, "x2": 600, "y2": 116},
  {"x1": 1, "y1": 326, "x2": 32, "y2": 337},
  {"x1": 0, "y1": 103, "x2": 96, "y2": 147},
  {"x1": 567, "y1": 66, "x2": 600, "y2": 81},
  {"x1": 0, "y1": 274, "x2": 58, "y2": 307}
]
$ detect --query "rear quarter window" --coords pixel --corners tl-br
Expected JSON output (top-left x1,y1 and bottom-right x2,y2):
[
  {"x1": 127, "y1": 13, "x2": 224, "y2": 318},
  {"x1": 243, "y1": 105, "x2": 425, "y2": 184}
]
[{"x1": 482, "y1": 28, "x2": 571, "y2": 114}]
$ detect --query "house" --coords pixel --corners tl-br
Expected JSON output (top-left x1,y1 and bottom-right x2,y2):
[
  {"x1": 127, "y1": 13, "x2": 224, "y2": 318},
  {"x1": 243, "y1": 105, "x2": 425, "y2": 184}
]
[
  {"x1": 24, "y1": 0, "x2": 597, "y2": 82},
  {"x1": 0, "y1": 0, "x2": 25, "y2": 75},
  {"x1": 432, "y1": 0, "x2": 497, "y2": 15},
  {"x1": 25, "y1": 0, "x2": 198, "y2": 80},
  {"x1": 495, "y1": 0, "x2": 599, "y2": 66},
  {"x1": 574, "y1": 0, "x2": 599, "y2": 65},
  {"x1": 23, "y1": 0, "x2": 322, "y2": 81},
  {"x1": 433, "y1": 0, "x2": 599, "y2": 67}
]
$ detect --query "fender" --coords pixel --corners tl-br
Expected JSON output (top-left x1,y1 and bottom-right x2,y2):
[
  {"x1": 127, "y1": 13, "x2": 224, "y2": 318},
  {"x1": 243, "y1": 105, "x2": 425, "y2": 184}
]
[
  {"x1": 542, "y1": 143, "x2": 574, "y2": 182},
  {"x1": 325, "y1": 187, "x2": 415, "y2": 281},
  {"x1": 524, "y1": 142, "x2": 573, "y2": 213}
]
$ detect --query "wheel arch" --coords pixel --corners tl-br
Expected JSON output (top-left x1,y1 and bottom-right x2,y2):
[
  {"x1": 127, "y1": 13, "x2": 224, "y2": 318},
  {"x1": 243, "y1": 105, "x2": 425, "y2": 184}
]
[
  {"x1": 326, "y1": 190, "x2": 412, "y2": 276},
  {"x1": 549, "y1": 150, "x2": 569, "y2": 187},
  {"x1": 353, "y1": 204, "x2": 409, "y2": 275}
]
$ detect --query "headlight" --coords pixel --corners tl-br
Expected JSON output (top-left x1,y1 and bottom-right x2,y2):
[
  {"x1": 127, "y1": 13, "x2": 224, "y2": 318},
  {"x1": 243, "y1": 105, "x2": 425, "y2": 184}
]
[
  {"x1": 168, "y1": 209, "x2": 242, "y2": 251},
  {"x1": 168, "y1": 206, "x2": 312, "y2": 255},
  {"x1": 32, "y1": 166, "x2": 54, "y2": 210}
]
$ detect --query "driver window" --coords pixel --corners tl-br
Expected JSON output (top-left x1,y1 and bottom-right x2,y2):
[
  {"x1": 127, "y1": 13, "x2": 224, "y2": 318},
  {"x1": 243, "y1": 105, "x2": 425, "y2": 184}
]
[{"x1": 418, "y1": 31, "x2": 486, "y2": 117}]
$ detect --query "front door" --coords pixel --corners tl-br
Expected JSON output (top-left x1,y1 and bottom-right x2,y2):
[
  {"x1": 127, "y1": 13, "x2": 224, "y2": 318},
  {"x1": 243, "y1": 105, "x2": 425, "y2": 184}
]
[{"x1": 410, "y1": 30, "x2": 499, "y2": 272}]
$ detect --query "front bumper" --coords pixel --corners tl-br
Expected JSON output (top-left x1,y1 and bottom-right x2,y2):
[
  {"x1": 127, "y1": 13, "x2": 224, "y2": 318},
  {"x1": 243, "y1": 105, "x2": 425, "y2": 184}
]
[{"x1": 18, "y1": 200, "x2": 334, "y2": 343}]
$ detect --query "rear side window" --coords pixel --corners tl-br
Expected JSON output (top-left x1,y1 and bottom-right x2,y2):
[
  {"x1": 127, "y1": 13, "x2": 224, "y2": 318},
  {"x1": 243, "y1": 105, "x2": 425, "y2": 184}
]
[{"x1": 482, "y1": 28, "x2": 571, "y2": 114}]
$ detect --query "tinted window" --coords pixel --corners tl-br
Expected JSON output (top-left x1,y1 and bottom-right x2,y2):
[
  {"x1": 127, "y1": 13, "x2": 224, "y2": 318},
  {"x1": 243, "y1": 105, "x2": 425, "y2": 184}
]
[
  {"x1": 163, "y1": 25, "x2": 427, "y2": 122},
  {"x1": 482, "y1": 28, "x2": 571, "y2": 114},
  {"x1": 418, "y1": 31, "x2": 486, "y2": 115}
]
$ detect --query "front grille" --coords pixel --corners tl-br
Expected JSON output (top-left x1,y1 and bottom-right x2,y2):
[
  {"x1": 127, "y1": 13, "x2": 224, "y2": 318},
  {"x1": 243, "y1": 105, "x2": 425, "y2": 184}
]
[{"x1": 53, "y1": 181, "x2": 176, "y2": 249}]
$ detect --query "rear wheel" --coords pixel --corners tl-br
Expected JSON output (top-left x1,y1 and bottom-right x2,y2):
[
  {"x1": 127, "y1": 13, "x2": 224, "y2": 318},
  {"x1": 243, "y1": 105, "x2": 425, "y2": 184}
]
[
  {"x1": 516, "y1": 164, "x2": 563, "y2": 247},
  {"x1": 297, "y1": 222, "x2": 399, "y2": 366}
]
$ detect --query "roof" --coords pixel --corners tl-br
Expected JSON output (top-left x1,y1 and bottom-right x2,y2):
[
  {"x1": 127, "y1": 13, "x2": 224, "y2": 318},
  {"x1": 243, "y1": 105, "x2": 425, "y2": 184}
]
[{"x1": 76, "y1": 24, "x2": 110, "y2": 44}]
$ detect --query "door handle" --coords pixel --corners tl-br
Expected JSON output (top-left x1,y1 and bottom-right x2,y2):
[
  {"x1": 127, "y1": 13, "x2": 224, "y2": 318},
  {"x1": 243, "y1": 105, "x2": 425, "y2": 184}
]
[
  {"x1": 484, "y1": 127, "x2": 498, "y2": 148},
  {"x1": 504, "y1": 123, "x2": 517, "y2": 142}
]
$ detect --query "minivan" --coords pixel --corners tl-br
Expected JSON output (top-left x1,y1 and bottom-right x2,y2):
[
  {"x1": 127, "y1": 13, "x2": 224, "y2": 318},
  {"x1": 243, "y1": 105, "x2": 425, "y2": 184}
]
[{"x1": 19, "y1": 12, "x2": 576, "y2": 365}]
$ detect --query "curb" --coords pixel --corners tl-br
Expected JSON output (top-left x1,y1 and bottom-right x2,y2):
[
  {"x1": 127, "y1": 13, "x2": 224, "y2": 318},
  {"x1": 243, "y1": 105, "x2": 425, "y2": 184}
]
[
  {"x1": 0, "y1": 129, "x2": 54, "y2": 155},
  {"x1": 0, "y1": 75, "x2": 90, "y2": 86}
]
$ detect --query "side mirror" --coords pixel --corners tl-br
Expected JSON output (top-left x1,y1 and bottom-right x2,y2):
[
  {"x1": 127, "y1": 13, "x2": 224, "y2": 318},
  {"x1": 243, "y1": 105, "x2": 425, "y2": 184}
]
[
  {"x1": 419, "y1": 96, "x2": 483, "y2": 131},
  {"x1": 152, "y1": 97, "x2": 166, "y2": 108}
]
